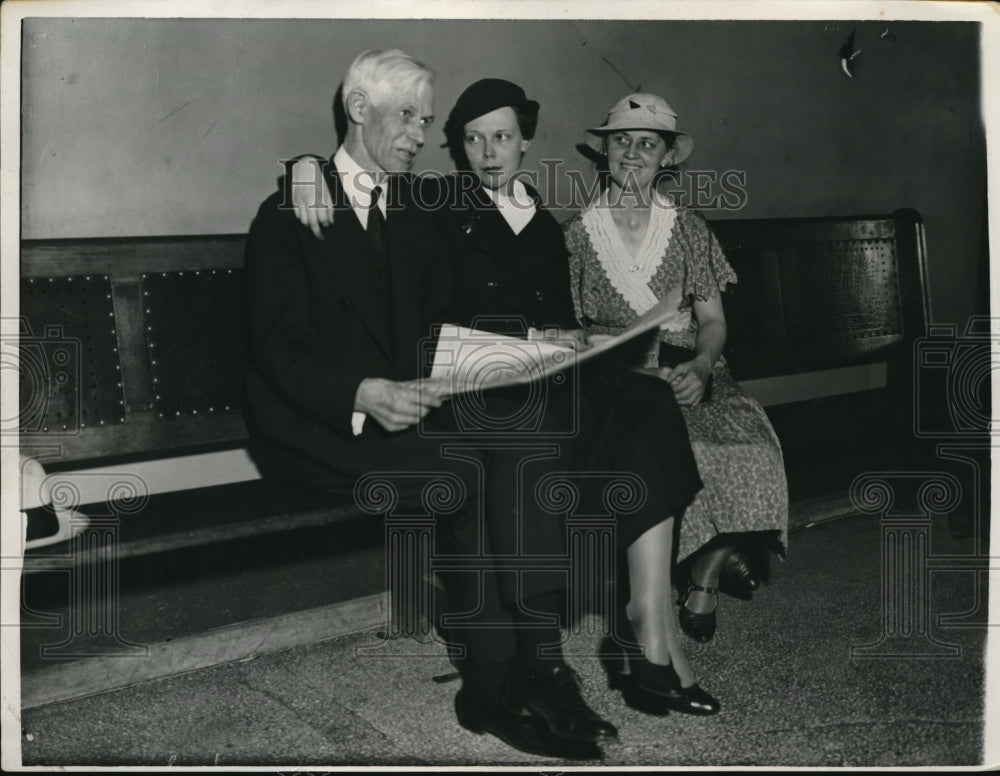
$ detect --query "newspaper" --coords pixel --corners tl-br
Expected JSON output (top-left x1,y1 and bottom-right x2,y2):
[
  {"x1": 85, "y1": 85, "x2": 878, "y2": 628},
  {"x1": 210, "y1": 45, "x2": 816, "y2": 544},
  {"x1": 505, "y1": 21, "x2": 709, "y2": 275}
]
[{"x1": 427, "y1": 298, "x2": 676, "y2": 396}]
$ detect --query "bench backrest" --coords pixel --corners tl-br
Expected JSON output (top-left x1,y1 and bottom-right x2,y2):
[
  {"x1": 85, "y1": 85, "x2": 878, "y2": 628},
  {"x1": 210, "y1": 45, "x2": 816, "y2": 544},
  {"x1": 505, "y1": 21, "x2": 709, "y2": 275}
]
[
  {"x1": 18, "y1": 210, "x2": 928, "y2": 465},
  {"x1": 19, "y1": 235, "x2": 249, "y2": 465},
  {"x1": 715, "y1": 209, "x2": 929, "y2": 381}
]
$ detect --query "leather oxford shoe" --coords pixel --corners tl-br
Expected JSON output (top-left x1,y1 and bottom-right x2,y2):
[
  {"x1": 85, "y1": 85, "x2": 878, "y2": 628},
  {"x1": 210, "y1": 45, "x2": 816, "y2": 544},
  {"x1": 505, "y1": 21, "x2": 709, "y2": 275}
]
[
  {"x1": 504, "y1": 663, "x2": 618, "y2": 743},
  {"x1": 455, "y1": 688, "x2": 602, "y2": 760}
]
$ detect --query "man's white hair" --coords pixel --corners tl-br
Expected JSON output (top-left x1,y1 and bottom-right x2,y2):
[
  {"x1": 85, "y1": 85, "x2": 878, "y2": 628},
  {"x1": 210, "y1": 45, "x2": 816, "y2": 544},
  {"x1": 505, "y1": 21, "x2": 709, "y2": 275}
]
[{"x1": 342, "y1": 49, "x2": 434, "y2": 110}]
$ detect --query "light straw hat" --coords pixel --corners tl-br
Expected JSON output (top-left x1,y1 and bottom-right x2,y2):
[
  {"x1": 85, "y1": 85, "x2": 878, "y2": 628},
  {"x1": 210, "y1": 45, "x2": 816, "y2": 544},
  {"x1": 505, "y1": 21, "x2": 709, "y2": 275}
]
[{"x1": 583, "y1": 93, "x2": 694, "y2": 164}]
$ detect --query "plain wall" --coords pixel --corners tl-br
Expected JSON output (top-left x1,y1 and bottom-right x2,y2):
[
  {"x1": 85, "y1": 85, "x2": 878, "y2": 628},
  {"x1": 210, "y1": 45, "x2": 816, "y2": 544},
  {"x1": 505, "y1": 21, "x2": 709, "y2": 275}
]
[{"x1": 20, "y1": 18, "x2": 986, "y2": 327}]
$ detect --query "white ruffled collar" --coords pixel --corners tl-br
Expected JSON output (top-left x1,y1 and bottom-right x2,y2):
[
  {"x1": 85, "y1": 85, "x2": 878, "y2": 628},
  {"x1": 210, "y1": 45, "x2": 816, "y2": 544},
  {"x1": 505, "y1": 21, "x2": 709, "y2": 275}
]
[{"x1": 581, "y1": 190, "x2": 679, "y2": 316}]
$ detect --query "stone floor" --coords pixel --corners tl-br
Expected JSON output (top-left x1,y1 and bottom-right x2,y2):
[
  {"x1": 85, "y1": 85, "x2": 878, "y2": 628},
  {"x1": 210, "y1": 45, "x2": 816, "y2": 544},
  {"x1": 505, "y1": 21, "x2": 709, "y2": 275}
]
[{"x1": 15, "y1": 511, "x2": 994, "y2": 768}]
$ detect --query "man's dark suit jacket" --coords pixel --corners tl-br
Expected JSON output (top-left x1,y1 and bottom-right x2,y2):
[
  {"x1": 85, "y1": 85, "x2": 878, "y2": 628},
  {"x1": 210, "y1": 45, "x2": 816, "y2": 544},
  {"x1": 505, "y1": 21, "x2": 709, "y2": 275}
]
[
  {"x1": 243, "y1": 162, "x2": 570, "y2": 642},
  {"x1": 244, "y1": 161, "x2": 451, "y2": 486}
]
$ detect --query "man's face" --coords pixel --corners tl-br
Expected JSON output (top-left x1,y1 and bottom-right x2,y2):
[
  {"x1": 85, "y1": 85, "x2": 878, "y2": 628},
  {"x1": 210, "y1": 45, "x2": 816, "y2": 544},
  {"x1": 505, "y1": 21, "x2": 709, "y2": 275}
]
[{"x1": 361, "y1": 86, "x2": 434, "y2": 173}]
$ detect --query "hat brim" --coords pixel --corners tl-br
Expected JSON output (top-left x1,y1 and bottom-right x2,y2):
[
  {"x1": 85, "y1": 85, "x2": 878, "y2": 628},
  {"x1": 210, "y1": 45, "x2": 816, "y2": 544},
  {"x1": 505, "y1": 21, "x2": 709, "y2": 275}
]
[
  {"x1": 441, "y1": 99, "x2": 541, "y2": 148},
  {"x1": 582, "y1": 128, "x2": 694, "y2": 166}
]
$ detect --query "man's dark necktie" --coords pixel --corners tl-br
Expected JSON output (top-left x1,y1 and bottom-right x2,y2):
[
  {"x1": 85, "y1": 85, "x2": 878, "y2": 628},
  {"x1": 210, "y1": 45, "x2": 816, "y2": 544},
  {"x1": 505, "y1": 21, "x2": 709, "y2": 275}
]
[
  {"x1": 368, "y1": 185, "x2": 394, "y2": 356},
  {"x1": 368, "y1": 184, "x2": 387, "y2": 260}
]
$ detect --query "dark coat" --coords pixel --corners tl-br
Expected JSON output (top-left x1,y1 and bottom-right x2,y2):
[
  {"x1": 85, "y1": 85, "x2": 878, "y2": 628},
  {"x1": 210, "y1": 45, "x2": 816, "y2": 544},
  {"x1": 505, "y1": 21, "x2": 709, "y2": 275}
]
[
  {"x1": 243, "y1": 162, "x2": 570, "y2": 635},
  {"x1": 244, "y1": 161, "x2": 451, "y2": 484},
  {"x1": 432, "y1": 181, "x2": 579, "y2": 336},
  {"x1": 426, "y1": 177, "x2": 703, "y2": 551}
]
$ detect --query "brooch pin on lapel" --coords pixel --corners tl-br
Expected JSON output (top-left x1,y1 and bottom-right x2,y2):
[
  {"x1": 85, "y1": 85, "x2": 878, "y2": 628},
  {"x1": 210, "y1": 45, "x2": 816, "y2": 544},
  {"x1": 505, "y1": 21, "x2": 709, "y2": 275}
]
[{"x1": 461, "y1": 213, "x2": 479, "y2": 235}]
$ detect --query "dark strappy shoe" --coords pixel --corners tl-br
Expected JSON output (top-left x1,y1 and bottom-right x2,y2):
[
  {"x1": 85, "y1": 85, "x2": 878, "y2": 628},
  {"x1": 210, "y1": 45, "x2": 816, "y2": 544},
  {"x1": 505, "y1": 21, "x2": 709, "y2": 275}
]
[{"x1": 678, "y1": 582, "x2": 718, "y2": 643}]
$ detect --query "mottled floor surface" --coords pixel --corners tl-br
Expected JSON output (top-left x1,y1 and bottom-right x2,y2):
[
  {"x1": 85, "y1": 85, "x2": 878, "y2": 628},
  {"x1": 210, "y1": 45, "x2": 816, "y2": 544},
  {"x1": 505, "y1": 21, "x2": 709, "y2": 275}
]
[{"x1": 17, "y1": 511, "x2": 992, "y2": 768}]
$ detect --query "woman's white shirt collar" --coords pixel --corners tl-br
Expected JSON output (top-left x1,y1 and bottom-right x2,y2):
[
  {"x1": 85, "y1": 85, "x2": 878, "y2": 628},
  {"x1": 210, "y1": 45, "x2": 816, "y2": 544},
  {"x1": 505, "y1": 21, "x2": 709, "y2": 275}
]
[{"x1": 485, "y1": 178, "x2": 536, "y2": 235}]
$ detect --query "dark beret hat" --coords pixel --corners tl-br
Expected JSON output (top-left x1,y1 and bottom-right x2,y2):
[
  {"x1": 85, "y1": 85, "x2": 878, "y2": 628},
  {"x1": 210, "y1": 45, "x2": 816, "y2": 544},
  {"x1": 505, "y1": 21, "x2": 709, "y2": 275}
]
[{"x1": 442, "y1": 78, "x2": 540, "y2": 144}]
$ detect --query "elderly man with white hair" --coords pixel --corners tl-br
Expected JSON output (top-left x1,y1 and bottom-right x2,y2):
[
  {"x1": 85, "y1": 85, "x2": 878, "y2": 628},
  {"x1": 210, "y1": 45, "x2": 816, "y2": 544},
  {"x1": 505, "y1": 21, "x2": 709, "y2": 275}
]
[{"x1": 243, "y1": 49, "x2": 608, "y2": 760}]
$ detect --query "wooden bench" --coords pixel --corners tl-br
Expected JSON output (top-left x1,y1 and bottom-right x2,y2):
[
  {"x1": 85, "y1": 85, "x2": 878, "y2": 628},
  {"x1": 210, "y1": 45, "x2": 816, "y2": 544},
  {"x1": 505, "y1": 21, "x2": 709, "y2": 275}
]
[
  {"x1": 714, "y1": 208, "x2": 931, "y2": 499},
  {"x1": 18, "y1": 234, "x2": 346, "y2": 563},
  {"x1": 18, "y1": 207, "x2": 930, "y2": 567},
  {"x1": 15, "y1": 209, "x2": 932, "y2": 709}
]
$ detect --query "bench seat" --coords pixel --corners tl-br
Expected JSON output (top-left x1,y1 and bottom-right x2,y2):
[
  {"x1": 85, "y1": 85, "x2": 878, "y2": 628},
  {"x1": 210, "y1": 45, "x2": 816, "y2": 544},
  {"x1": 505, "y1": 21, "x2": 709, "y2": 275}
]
[{"x1": 18, "y1": 209, "x2": 930, "y2": 555}]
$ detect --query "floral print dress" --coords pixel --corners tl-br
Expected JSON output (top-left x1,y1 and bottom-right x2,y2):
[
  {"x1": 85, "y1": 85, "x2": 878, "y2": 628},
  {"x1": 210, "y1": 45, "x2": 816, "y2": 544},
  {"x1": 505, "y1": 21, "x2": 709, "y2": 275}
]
[{"x1": 564, "y1": 193, "x2": 788, "y2": 561}]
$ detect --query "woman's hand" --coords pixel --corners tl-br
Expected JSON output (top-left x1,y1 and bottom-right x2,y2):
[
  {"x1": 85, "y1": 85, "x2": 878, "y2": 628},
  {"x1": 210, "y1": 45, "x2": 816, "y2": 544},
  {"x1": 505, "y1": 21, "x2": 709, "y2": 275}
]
[
  {"x1": 659, "y1": 354, "x2": 713, "y2": 406},
  {"x1": 290, "y1": 157, "x2": 335, "y2": 240},
  {"x1": 585, "y1": 333, "x2": 615, "y2": 347},
  {"x1": 559, "y1": 328, "x2": 591, "y2": 351}
]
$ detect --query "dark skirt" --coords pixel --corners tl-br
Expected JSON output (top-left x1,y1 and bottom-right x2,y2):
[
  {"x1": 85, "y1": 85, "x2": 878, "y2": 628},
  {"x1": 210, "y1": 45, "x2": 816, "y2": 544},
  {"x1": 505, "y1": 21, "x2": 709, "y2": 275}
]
[
  {"x1": 574, "y1": 364, "x2": 704, "y2": 553},
  {"x1": 435, "y1": 360, "x2": 704, "y2": 556}
]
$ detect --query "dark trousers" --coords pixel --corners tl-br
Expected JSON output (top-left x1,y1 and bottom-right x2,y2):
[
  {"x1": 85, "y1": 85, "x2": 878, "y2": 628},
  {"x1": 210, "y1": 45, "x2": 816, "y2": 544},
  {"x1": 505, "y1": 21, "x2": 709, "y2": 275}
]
[
  {"x1": 248, "y1": 391, "x2": 573, "y2": 688},
  {"x1": 248, "y1": 365, "x2": 702, "y2": 692}
]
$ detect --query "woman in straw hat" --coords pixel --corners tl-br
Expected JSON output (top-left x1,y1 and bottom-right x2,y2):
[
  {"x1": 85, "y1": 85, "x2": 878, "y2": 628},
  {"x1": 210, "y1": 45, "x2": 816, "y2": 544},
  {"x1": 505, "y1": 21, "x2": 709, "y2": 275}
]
[{"x1": 564, "y1": 93, "x2": 789, "y2": 657}]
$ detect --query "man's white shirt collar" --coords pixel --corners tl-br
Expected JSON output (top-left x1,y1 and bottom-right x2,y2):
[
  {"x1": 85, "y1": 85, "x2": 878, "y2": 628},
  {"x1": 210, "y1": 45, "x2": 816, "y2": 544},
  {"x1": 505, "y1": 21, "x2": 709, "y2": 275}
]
[{"x1": 334, "y1": 146, "x2": 387, "y2": 229}]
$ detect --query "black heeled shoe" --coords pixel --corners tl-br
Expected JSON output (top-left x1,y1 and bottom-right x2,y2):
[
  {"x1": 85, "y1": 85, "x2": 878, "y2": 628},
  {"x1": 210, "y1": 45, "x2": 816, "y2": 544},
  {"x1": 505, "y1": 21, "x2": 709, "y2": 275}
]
[
  {"x1": 599, "y1": 637, "x2": 671, "y2": 717},
  {"x1": 718, "y1": 550, "x2": 760, "y2": 601},
  {"x1": 626, "y1": 653, "x2": 720, "y2": 716},
  {"x1": 678, "y1": 582, "x2": 717, "y2": 643},
  {"x1": 599, "y1": 630, "x2": 720, "y2": 717}
]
